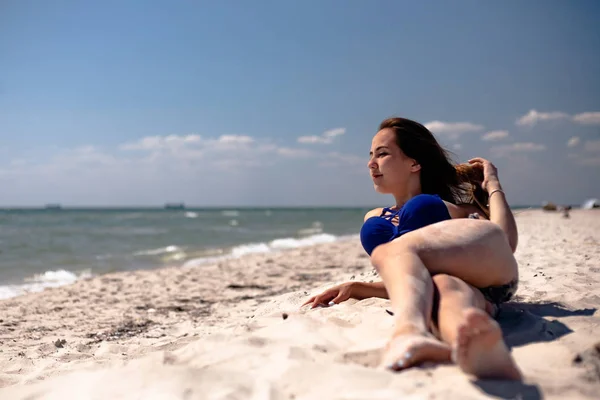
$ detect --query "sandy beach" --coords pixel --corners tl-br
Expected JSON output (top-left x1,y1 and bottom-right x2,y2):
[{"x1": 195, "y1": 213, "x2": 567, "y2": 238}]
[{"x1": 0, "y1": 209, "x2": 599, "y2": 399}]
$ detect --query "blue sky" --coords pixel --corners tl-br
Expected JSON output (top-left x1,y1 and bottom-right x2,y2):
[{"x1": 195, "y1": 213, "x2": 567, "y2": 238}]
[{"x1": 1, "y1": 0, "x2": 599, "y2": 207}]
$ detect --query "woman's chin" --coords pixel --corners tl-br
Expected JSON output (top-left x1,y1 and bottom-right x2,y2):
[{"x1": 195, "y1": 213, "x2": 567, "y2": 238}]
[{"x1": 373, "y1": 183, "x2": 389, "y2": 194}]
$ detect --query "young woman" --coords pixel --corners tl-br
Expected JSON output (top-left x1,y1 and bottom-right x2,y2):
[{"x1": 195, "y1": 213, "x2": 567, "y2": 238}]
[{"x1": 303, "y1": 117, "x2": 521, "y2": 380}]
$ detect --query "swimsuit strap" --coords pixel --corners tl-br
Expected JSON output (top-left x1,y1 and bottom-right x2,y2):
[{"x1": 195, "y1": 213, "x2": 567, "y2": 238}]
[{"x1": 380, "y1": 207, "x2": 402, "y2": 220}]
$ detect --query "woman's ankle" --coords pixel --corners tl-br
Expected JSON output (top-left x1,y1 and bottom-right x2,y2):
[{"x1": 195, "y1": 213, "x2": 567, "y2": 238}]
[{"x1": 392, "y1": 321, "x2": 429, "y2": 337}]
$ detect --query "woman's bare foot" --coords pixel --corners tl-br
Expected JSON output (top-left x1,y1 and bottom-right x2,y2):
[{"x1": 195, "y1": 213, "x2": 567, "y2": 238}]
[
  {"x1": 453, "y1": 308, "x2": 522, "y2": 380},
  {"x1": 381, "y1": 330, "x2": 452, "y2": 371}
]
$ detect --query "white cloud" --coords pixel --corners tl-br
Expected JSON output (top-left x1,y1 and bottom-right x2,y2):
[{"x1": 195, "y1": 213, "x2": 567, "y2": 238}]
[
  {"x1": 490, "y1": 142, "x2": 547, "y2": 157},
  {"x1": 165, "y1": 134, "x2": 201, "y2": 144},
  {"x1": 297, "y1": 127, "x2": 346, "y2": 144},
  {"x1": 516, "y1": 110, "x2": 600, "y2": 127},
  {"x1": 323, "y1": 128, "x2": 346, "y2": 138},
  {"x1": 572, "y1": 112, "x2": 600, "y2": 125},
  {"x1": 452, "y1": 144, "x2": 462, "y2": 150},
  {"x1": 119, "y1": 133, "x2": 338, "y2": 166},
  {"x1": 481, "y1": 130, "x2": 509, "y2": 141},
  {"x1": 1, "y1": 133, "x2": 357, "y2": 180},
  {"x1": 202, "y1": 135, "x2": 257, "y2": 154},
  {"x1": 515, "y1": 109, "x2": 570, "y2": 127},
  {"x1": 120, "y1": 134, "x2": 202, "y2": 151},
  {"x1": 424, "y1": 121, "x2": 484, "y2": 139},
  {"x1": 118, "y1": 134, "x2": 260, "y2": 164},
  {"x1": 215, "y1": 134, "x2": 254, "y2": 144},
  {"x1": 0, "y1": 131, "x2": 374, "y2": 206},
  {"x1": 297, "y1": 135, "x2": 329, "y2": 144},
  {"x1": 567, "y1": 136, "x2": 580, "y2": 147},
  {"x1": 119, "y1": 136, "x2": 159, "y2": 151},
  {"x1": 584, "y1": 139, "x2": 600, "y2": 153}
]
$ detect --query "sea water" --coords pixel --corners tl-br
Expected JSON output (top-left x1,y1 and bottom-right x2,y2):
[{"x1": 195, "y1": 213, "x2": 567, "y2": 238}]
[{"x1": 0, "y1": 207, "x2": 370, "y2": 299}]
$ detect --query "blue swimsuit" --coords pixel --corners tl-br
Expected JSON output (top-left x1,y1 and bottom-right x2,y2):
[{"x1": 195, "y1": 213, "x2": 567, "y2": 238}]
[{"x1": 360, "y1": 194, "x2": 451, "y2": 255}]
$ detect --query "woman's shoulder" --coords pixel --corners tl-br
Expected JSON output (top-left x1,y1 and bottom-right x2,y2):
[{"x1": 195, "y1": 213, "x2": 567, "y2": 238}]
[{"x1": 364, "y1": 207, "x2": 384, "y2": 221}]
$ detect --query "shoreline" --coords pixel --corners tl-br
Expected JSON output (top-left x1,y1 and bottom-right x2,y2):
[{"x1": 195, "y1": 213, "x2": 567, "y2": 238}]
[
  {"x1": 0, "y1": 232, "x2": 359, "y2": 301},
  {"x1": 1, "y1": 209, "x2": 599, "y2": 399}
]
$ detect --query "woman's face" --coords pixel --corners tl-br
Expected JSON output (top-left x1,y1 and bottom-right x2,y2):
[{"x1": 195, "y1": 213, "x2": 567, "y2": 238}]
[{"x1": 367, "y1": 128, "x2": 420, "y2": 194}]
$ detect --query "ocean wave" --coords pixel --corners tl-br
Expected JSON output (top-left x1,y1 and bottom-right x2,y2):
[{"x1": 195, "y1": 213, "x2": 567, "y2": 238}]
[
  {"x1": 0, "y1": 269, "x2": 92, "y2": 300},
  {"x1": 297, "y1": 221, "x2": 323, "y2": 236},
  {"x1": 270, "y1": 233, "x2": 336, "y2": 249},
  {"x1": 133, "y1": 245, "x2": 181, "y2": 256},
  {"x1": 0, "y1": 233, "x2": 357, "y2": 300},
  {"x1": 133, "y1": 245, "x2": 187, "y2": 262},
  {"x1": 182, "y1": 233, "x2": 345, "y2": 268}
]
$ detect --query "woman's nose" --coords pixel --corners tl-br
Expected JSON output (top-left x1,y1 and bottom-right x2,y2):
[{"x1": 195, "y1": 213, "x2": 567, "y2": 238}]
[{"x1": 367, "y1": 158, "x2": 376, "y2": 169}]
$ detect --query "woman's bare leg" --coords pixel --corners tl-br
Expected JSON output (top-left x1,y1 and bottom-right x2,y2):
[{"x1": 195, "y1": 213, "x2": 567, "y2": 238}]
[
  {"x1": 378, "y1": 254, "x2": 453, "y2": 370},
  {"x1": 432, "y1": 274, "x2": 489, "y2": 344},
  {"x1": 371, "y1": 219, "x2": 518, "y2": 371},
  {"x1": 432, "y1": 274, "x2": 521, "y2": 380}
]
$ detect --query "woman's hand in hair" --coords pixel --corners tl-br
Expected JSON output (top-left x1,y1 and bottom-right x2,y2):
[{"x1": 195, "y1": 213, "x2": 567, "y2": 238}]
[
  {"x1": 468, "y1": 157, "x2": 501, "y2": 192},
  {"x1": 469, "y1": 157, "x2": 518, "y2": 252}
]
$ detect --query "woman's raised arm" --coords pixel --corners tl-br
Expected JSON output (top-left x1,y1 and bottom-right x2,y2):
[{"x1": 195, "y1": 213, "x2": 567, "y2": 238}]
[{"x1": 468, "y1": 157, "x2": 518, "y2": 253}]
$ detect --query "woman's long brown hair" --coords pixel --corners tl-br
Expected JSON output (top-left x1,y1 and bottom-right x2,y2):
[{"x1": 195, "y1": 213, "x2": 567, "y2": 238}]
[
  {"x1": 379, "y1": 117, "x2": 490, "y2": 216},
  {"x1": 454, "y1": 163, "x2": 490, "y2": 217}
]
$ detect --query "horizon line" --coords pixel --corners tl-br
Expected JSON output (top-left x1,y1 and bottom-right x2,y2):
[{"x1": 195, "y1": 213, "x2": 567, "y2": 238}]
[{"x1": 0, "y1": 204, "x2": 549, "y2": 210}]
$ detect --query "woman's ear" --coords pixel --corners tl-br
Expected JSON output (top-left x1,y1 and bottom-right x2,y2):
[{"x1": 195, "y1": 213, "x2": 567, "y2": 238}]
[{"x1": 410, "y1": 159, "x2": 421, "y2": 172}]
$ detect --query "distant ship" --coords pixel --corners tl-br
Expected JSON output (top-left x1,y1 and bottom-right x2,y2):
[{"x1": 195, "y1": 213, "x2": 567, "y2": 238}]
[
  {"x1": 164, "y1": 203, "x2": 185, "y2": 210},
  {"x1": 45, "y1": 204, "x2": 62, "y2": 210}
]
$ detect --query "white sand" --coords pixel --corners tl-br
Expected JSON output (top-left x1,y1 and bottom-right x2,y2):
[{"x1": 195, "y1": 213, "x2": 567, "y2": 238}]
[{"x1": 1, "y1": 209, "x2": 599, "y2": 399}]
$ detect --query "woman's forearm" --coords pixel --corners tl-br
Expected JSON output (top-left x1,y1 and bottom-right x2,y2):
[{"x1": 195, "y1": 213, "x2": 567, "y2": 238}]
[
  {"x1": 487, "y1": 181, "x2": 518, "y2": 252},
  {"x1": 352, "y1": 281, "x2": 389, "y2": 299}
]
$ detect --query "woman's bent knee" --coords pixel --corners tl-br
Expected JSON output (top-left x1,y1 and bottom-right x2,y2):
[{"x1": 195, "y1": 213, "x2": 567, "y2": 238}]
[
  {"x1": 486, "y1": 221, "x2": 511, "y2": 244},
  {"x1": 370, "y1": 237, "x2": 420, "y2": 272}
]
